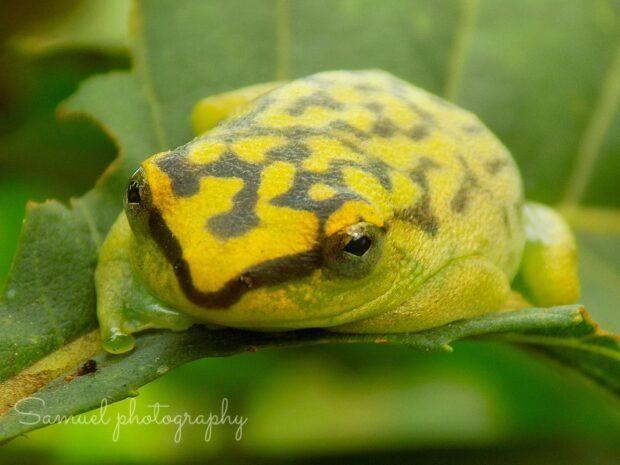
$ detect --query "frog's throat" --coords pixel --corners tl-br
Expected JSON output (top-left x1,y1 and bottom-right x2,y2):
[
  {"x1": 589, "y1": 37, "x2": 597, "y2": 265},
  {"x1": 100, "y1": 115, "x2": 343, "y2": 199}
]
[{"x1": 147, "y1": 208, "x2": 322, "y2": 308}]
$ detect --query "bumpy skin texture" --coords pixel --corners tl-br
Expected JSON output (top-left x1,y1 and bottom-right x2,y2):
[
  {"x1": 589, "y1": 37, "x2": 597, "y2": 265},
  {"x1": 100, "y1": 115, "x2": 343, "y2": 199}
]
[{"x1": 96, "y1": 70, "x2": 579, "y2": 353}]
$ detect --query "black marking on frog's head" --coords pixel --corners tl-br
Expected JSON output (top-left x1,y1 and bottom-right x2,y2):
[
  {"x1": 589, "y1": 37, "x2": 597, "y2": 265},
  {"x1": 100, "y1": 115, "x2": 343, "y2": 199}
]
[
  {"x1": 451, "y1": 184, "x2": 472, "y2": 213},
  {"x1": 501, "y1": 206, "x2": 512, "y2": 235},
  {"x1": 372, "y1": 117, "x2": 399, "y2": 138},
  {"x1": 354, "y1": 82, "x2": 381, "y2": 93},
  {"x1": 205, "y1": 151, "x2": 262, "y2": 238},
  {"x1": 484, "y1": 158, "x2": 508, "y2": 175},
  {"x1": 395, "y1": 157, "x2": 441, "y2": 235},
  {"x1": 462, "y1": 122, "x2": 485, "y2": 134},
  {"x1": 409, "y1": 124, "x2": 430, "y2": 140},
  {"x1": 156, "y1": 145, "x2": 202, "y2": 197},
  {"x1": 266, "y1": 140, "x2": 312, "y2": 161},
  {"x1": 147, "y1": 208, "x2": 322, "y2": 308},
  {"x1": 226, "y1": 94, "x2": 276, "y2": 130},
  {"x1": 328, "y1": 119, "x2": 371, "y2": 140},
  {"x1": 394, "y1": 205, "x2": 439, "y2": 236},
  {"x1": 364, "y1": 101, "x2": 384, "y2": 114},
  {"x1": 271, "y1": 169, "x2": 360, "y2": 223},
  {"x1": 370, "y1": 115, "x2": 432, "y2": 141},
  {"x1": 406, "y1": 101, "x2": 436, "y2": 125},
  {"x1": 382, "y1": 77, "x2": 437, "y2": 122},
  {"x1": 155, "y1": 112, "x2": 399, "y2": 243},
  {"x1": 287, "y1": 90, "x2": 344, "y2": 116},
  {"x1": 156, "y1": 148, "x2": 262, "y2": 239},
  {"x1": 450, "y1": 157, "x2": 480, "y2": 214}
]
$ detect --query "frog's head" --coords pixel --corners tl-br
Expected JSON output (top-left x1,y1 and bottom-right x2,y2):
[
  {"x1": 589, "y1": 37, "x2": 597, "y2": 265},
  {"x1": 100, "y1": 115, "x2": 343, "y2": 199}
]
[{"x1": 123, "y1": 140, "x2": 411, "y2": 329}]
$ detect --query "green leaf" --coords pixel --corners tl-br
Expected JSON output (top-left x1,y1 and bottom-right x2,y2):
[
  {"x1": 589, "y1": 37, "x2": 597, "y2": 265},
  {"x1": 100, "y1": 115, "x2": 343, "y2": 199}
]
[
  {"x1": 2, "y1": 0, "x2": 620, "y2": 441},
  {"x1": 10, "y1": 0, "x2": 131, "y2": 56},
  {"x1": 0, "y1": 72, "x2": 157, "y2": 384},
  {"x1": 2, "y1": 305, "x2": 618, "y2": 442},
  {"x1": 0, "y1": 6, "x2": 130, "y2": 287},
  {"x1": 453, "y1": 0, "x2": 620, "y2": 207}
]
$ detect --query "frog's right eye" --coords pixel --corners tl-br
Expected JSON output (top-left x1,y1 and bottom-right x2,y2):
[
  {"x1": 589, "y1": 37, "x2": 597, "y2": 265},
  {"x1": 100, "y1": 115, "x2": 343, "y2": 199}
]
[{"x1": 322, "y1": 222, "x2": 384, "y2": 278}]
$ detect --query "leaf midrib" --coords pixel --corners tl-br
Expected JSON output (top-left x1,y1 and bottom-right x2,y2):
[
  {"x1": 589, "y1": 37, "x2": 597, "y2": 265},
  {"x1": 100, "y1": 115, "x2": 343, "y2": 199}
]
[
  {"x1": 443, "y1": 0, "x2": 478, "y2": 101},
  {"x1": 132, "y1": 1, "x2": 169, "y2": 150},
  {"x1": 563, "y1": 41, "x2": 620, "y2": 206}
]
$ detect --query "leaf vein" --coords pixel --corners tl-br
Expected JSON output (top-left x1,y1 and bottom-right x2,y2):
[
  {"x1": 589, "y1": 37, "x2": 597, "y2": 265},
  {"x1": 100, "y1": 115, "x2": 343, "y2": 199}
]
[
  {"x1": 132, "y1": 0, "x2": 169, "y2": 150},
  {"x1": 443, "y1": 0, "x2": 478, "y2": 101},
  {"x1": 563, "y1": 42, "x2": 620, "y2": 205}
]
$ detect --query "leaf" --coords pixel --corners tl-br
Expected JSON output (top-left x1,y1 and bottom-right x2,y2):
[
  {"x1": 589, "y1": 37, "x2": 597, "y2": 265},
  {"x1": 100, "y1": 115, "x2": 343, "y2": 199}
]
[
  {"x1": 10, "y1": 0, "x2": 131, "y2": 55},
  {"x1": 0, "y1": 72, "x2": 157, "y2": 384},
  {"x1": 2, "y1": 305, "x2": 618, "y2": 442},
  {"x1": 575, "y1": 229, "x2": 620, "y2": 333},
  {"x1": 1, "y1": 0, "x2": 620, "y2": 441},
  {"x1": 453, "y1": 0, "x2": 620, "y2": 207},
  {"x1": 0, "y1": 10, "x2": 129, "y2": 287}
]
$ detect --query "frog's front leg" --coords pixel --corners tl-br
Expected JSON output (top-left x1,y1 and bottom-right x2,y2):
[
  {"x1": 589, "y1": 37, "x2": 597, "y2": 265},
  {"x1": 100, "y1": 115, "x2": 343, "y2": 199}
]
[
  {"x1": 331, "y1": 256, "x2": 511, "y2": 333},
  {"x1": 192, "y1": 81, "x2": 284, "y2": 135},
  {"x1": 514, "y1": 202, "x2": 579, "y2": 307},
  {"x1": 95, "y1": 215, "x2": 195, "y2": 354}
]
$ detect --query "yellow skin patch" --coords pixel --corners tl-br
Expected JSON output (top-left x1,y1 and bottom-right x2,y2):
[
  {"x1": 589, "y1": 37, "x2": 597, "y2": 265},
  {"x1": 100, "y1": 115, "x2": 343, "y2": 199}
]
[
  {"x1": 95, "y1": 70, "x2": 580, "y2": 354},
  {"x1": 308, "y1": 183, "x2": 337, "y2": 201},
  {"x1": 142, "y1": 158, "x2": 319, "y2": 294}
]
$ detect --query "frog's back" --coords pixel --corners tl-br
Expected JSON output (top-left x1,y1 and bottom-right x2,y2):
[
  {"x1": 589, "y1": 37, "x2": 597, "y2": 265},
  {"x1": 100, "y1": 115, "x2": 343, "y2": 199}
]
[{"x1": 153, "y1": 70, "x2": 524, "y2": 285}]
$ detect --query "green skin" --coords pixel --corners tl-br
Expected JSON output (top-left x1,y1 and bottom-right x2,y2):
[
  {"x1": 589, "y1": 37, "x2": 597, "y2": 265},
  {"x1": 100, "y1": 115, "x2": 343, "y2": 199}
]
[{"x1": 95, "y1": 71, "x2": 579, "y2": 354}]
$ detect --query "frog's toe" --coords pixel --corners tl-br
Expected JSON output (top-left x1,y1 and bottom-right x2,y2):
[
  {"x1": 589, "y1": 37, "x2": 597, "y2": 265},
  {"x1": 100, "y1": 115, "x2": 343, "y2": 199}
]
[
  {"x1": 192, "y1": 81, "x2": 284, "y2": 135},
  {"x1": 103, "y1": 331, "x2": 135, "y2": 354},
  {"x1": 515, "y1": 202, "x2": 580, "y2": 306}
]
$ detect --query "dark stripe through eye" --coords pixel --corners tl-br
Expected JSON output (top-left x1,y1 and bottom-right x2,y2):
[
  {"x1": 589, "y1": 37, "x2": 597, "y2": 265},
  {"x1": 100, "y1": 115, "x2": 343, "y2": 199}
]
[{"x1": 344, "y1": 235, "x2": 371, "y2": 256}]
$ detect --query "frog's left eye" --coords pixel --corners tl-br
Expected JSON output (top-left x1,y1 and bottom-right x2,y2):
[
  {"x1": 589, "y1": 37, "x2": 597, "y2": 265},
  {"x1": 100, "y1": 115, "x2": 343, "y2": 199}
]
[
  {"x1": 124, "y1": 168, "x2": 152, "y2": 236},
  {"x1": 127, "y1": 180, "x2": 142, "y2": 204},
  {"x1": 323, "y1": 222, "x2": 384, "y2": 278},
  {"x1": 125, "y1": 168, "x2": 147, "y2": 206}
]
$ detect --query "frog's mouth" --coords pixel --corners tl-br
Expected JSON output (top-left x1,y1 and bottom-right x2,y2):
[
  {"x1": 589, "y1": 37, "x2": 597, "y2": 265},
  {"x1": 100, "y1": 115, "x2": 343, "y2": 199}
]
[{"x1": 147, "y1": 208, "x2": 322, "y2": 309}]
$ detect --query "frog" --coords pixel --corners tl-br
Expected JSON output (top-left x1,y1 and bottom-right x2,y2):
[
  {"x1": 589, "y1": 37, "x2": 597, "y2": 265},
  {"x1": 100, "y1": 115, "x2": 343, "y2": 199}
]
[{"x1": 95, "y1": 70, "x2": 579, "y2": 354}]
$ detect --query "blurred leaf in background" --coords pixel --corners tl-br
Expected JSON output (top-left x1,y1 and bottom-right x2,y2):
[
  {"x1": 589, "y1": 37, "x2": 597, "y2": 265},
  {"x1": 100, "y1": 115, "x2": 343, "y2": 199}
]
[
  {"x1": 1, "y1": 345, "x2": 619, "y2": 464},
  {"x1": 0, "y1": 0, "x2": 129, "y2": 287},
  {"x1": 1, "y1": 0, "x2": 620, "y2": 463}
]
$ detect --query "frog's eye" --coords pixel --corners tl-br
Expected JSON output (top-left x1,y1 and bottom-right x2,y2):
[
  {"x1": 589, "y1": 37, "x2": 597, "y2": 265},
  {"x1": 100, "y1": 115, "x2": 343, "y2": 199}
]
[
  {"x1": 124, "y1": 168, "x2": 152, "y2": 236},
  {"x1": 343, "y1": 235, "x2": 372, "y2": 256},
  {"x1": 323, "y1": 222, "x2": 384, "y2": 278},
  {"x1": 125, "y1": 168, "x2": 147, "y2": 206},
  {"x1": 127, "y1": 180, "x2": 142, "y2": 204}
]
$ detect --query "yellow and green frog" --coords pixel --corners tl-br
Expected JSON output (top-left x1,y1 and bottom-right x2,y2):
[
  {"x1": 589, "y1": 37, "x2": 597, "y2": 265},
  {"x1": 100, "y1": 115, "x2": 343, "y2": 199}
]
[{"x1": 95, "y1": 70, "x2": 579, "y2": 354}]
